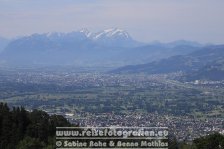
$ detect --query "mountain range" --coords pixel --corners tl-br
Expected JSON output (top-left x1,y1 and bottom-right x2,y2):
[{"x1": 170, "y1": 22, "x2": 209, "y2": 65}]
[
  {"x1": 0, "y1": 28, "x2": 203, "y2": 67},
  {"x1": 1, "y1": 28, "x2": 223, "y2": 80},
  {"x1": 112, "y1": 45, "x2": 224, "y2": 80}
]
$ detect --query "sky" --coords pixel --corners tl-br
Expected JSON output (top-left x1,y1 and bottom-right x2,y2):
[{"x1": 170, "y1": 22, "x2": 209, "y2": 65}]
[{"x1": 0, "y1": 0, "x2": 224, "y2": 43}]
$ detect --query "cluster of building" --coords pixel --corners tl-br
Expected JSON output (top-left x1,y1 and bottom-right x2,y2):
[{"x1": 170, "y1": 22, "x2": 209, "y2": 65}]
[{"x1": 63, "y1": 112, "x2": 224, "y2": 141}]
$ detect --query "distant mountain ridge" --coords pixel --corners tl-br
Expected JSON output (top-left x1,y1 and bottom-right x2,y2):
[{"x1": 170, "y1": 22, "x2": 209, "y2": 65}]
[
  {"x1": 111, "y1": 45, "x2": 224, "y2": 81},
  {"x1": 0, "y1": 28, "x2": 204, "y2": 67},
  {"x1": 186, "y1": 58, "x2": 224, "y2": 81},
  {"x1": 0, "y1": 37, "x2": 10, "y2": 53},
  {"x1": 43, "y1": 28, "x2": 140, "y2": 48}
]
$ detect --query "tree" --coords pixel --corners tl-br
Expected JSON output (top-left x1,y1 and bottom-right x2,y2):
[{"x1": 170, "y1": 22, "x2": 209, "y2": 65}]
[
  {"x1": 0, "y1": 102, "x2": 72, "y2": 148},
  {"x1": 193, "y1": 133, "x2": 224, "y2": 149},
  {"x1": 16, "y1": 136, "x2": 45, "y2": 149}
]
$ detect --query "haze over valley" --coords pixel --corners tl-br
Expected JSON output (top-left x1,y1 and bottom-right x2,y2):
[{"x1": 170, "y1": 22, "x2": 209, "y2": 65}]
[{"x1": 0, "y1": 0, "x2": 224, "y2": 148}]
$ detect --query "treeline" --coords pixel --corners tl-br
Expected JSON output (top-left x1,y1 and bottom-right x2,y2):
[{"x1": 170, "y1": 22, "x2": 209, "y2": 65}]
[
  {"x1": 0, "y1": 102, "x2": 71, "y2": 149},
  {"x1": 169, "y1": 133, "x2": 224, "y2": 149},
  {"x1": 0, "y1": 102, "x2": 224, "y2": 149}
]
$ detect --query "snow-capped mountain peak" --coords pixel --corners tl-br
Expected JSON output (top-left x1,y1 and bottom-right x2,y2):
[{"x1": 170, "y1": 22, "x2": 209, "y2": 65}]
[
  {"x1": 93, "y1": 28, "x2": 131, "y2": 40},
  {"x1": 41, "y1": 28, "x2": 132, "y2": 42},
  {"x1": 79, "y1": 28, "x2": 92, "y2": 37}
]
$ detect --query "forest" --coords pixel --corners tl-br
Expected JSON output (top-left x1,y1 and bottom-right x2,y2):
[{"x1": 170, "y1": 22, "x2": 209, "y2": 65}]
[{"x1": 0, "y1": 102, "x2": 224, "y2": 149}]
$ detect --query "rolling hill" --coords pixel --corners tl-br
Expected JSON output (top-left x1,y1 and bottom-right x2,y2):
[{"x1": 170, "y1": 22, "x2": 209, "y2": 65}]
[
  {"x1": 111, "y1": 45, "x2": 224, "y2": 79},
  {"x1": 186, "y1": 59, "x2": 224, "y2": 81}
]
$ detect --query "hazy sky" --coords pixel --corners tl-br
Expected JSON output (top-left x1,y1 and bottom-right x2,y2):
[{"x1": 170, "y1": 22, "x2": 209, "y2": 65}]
[{"x1": 0, "y1": 0, "x2": 224, "y2": 43}]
